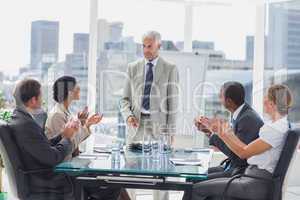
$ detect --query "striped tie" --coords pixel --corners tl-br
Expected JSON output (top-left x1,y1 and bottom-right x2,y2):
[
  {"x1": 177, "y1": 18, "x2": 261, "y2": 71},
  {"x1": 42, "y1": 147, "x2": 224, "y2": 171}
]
[{"x1": 142, "y1": 62, "x2": 154, "y2": 110}]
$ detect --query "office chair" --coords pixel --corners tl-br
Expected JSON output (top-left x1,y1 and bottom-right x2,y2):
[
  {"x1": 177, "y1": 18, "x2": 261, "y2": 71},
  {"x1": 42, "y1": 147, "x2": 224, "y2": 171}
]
[
  {"x1": 0, "y1": 120, "x2": 71, "y2": 200},
  {"x1": 222, "y1": 129, "x2": 300, "y2": 200}
]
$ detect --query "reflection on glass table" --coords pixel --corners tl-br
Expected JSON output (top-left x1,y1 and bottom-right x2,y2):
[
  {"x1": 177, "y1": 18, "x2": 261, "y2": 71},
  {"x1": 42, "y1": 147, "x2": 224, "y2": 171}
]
[{"x1": 56, "y1": 148, "x2": 212, "y2": 181}]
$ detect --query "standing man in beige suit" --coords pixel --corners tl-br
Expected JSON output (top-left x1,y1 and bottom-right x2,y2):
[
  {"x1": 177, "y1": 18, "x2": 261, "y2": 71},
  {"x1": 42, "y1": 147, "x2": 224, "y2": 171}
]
[{"x1": 119, "y1": 31, "x2": 179, "y2": 200}]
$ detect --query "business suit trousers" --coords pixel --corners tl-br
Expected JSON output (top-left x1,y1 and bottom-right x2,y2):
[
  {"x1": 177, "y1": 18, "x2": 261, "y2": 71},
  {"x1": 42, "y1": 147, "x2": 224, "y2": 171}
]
[
  {"x1": 127, "y1": 114, "x2": 161, "y2": 144},
  {"x1": 127, "y1": 114, "x2": 169, "y2": 200},
  {"x1": 207, "y1": 166, "x2": 232, "y2": 179},
  {"x1": 190, "y1": 165, "x2": 272, "y2": 200},
  {"x1": 182, "y1": 166, "x2": 233, "y2": 200}
]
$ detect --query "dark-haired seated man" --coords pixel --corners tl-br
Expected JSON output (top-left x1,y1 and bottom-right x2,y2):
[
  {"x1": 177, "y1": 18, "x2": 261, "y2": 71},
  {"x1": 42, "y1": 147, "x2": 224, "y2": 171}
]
[
  {"x1": 182, "y1": 82, "x2": 264, "y2": 200},
  {"x1": 196, "y1": 81, "x2": 264, "y2": 178},
  {"x1": 9, "y1": 79, "x2": 121, "y2": 200}
]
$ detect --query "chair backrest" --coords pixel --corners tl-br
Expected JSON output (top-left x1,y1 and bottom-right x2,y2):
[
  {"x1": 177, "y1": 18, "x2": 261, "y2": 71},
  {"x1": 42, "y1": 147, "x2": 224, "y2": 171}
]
[
  {"x1": 272, "y1": 129, "x2": 300, "y2": 200},
  {"x1": 0, "y1": 120, "x2": 29, "y2": 199}
]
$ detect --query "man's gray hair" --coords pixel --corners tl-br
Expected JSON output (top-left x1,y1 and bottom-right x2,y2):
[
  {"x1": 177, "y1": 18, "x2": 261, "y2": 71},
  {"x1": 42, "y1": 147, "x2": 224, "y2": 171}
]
[{"x1": 142, "y1": 31, "x2": 161, "y2": 44}]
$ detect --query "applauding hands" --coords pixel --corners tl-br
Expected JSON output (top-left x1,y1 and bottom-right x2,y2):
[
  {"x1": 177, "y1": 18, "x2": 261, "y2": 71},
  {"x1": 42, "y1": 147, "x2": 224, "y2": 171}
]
[
  {"x1": 194, "y1": 116, "x2": 213, "y2": 137},
  {"x1": 86, "y1": 113, "x2": 103, "y2": 129},
  {"x1": 62, "y1": 119, "x2": 80, "y2": 139},
  {"x1": 194, "y1": 116, "x2": 233, "y2": 139},
  {"x1": 198, "y1": 117, "x2": 233, "y2": 138},
  {"x1": 77, "y1": 106, "x2": 89, "y2": 126},
  {"x1": 77, "y1": 106, "x2": 103, "y2": 128}
]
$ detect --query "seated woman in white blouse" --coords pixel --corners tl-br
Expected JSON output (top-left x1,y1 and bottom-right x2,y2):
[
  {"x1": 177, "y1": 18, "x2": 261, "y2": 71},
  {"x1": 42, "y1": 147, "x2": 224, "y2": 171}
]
[
  {"x1": 45, "y1": 76, "x2": 102, "y2": 161},
  {"x1": 189, "y1": 84, "x2": 293, "y2": 200}
]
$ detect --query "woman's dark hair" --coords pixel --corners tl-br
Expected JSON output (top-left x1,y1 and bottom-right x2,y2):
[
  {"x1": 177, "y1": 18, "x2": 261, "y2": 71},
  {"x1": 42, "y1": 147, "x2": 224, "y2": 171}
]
[
  {"x1": 221, "y1": 81, "x2": 245, "y2": 107},
  {"x1": 53, "y1": 76, "x2": 77, "y2": 103},
  {"x1": 19, "y1": 79, "x2": 41, "y2": 104}
]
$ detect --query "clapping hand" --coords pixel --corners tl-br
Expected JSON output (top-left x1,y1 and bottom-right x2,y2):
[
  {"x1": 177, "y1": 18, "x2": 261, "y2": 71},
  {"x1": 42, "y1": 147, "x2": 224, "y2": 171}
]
[
  {"x1": 86, "y1": 113, "x2": 103, "y2": 129},
  {"x1": 62, "y1": 119, "x2": 80, "y2": 139},
  {"x1": 77, "y1": 106, "x2": 89, "y2": 126},
  {"x1": 194, "y1": 116, "x2": 212, "y2": 136},
  {"x1": 199, "y1": 117, "x2": 232, "y2": 138}
]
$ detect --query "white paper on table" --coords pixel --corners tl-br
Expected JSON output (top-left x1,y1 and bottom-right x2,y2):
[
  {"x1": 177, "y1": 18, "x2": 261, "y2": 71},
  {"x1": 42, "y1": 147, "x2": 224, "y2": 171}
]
[{"x1": 169, "y1": 158, "x2": 202, "y2": 166}]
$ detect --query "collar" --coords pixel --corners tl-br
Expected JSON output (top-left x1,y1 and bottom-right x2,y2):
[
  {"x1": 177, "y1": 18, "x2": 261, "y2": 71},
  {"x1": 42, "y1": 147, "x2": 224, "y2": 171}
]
[
  {"x1": 27, "y1": 110, "x2": 35, "y2": 120},
  {"x1": 145, "y1": 56, "x2": 159, "y2": 67},
  {"x1": 271, "y1": 115, "x2": 288, "y2": 125},
  {"x1": 56, "y1": 103, "x2": 71, "y2": 116},
  {"x1": 15, "y1": 106, "x2": 35, "y2": 120},
  {"x1": 232, "y1": 103, "x2": 245, "y2": 121},
  {"x1": 268, "y1": 115, "x2": 289, "y2": 131}
]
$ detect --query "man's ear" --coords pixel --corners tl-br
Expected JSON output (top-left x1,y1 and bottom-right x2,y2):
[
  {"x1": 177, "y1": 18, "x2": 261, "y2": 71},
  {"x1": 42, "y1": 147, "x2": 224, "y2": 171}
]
[
  {"x1": 30, "y1": 96, "x2": 38, "y2": 105},
  {"x1": 226, "y1": 98, "x2": 235, "y2": 108}
]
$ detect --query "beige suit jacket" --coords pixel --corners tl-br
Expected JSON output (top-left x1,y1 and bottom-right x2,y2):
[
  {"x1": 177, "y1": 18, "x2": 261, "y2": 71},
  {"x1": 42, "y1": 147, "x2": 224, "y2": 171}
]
[
  {"x1": 119, "y1": 56, "x2": 179, "y2": 144},
  {"x1": 45, "y1": 103, "x2": 90, "y2": 160}
]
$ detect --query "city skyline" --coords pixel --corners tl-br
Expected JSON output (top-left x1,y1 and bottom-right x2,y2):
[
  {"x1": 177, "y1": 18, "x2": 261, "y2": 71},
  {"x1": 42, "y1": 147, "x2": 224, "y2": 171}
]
[{"x1": 0, "y1": 0, "x2": 257, "y2": 76}]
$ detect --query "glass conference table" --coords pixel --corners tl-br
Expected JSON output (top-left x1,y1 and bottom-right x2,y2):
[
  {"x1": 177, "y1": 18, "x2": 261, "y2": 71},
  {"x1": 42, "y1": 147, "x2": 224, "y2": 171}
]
[{"x1": 55, "y1": 147, "x2": 213, "y2": 200}]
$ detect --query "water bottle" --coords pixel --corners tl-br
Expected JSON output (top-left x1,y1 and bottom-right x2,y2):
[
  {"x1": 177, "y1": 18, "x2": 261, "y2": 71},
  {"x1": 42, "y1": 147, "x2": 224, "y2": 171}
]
[
  {"x1": 142, "y1": 133, "x2": 151, "y2": 155},
  {"x1": 159, "y1": 132, "x2": 172, "y2": 154},
  {"x1": 111, "y1": 141, "x2": 121, "y2": 163},
  {"x1": 151, "y1": 140, "x2": 159, "y2": 161}
]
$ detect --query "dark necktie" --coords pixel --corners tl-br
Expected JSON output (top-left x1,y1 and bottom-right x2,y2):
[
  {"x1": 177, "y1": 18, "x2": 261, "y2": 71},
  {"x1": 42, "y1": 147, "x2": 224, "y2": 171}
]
[
  {"x1": 231, "y1": 117, "x2": 236, "y2": 129},
  {"x1": 142, "y1": 62, "x2": 154, "y2": 110}
]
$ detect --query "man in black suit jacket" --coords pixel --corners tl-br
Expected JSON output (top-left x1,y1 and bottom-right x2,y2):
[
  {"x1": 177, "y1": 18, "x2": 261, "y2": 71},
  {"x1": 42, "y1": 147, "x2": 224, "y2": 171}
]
[
  {"x1": 9, "y1": 79, "x2": 78, "y2": 196},
  {"x1": 9, "y1": 79, "x2": 121, "y2": 199},
  {"x1": 196, "y1": 81, "x2": 264, "y2": 179}
]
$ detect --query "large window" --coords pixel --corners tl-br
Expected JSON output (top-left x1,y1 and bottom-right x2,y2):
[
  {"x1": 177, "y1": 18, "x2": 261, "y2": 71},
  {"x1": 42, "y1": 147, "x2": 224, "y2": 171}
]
[
  {"x1": 0, "y1": 0, "x2": 257, "y2": 147},
  {"x1": 3, "y1": 0, "x2": 298, "y2": 148},
  {"x1": 264, "y1": 0, "x2": 300, "y2": 127},
  {"x1": 95, "y1": 0, "x2": 257, "y2": 147}
]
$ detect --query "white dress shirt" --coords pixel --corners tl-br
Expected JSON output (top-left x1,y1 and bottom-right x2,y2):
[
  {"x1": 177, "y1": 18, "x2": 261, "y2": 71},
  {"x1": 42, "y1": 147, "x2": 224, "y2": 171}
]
[{"x1": 232, "y1": 103, "x2": 245, "y2": 121}]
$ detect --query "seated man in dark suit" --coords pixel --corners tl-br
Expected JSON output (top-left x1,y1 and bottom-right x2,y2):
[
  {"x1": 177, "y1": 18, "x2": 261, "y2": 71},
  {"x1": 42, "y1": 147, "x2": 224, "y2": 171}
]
[
  {"x1": 196, "y1": 81, "x2": 264, "y2": 179},
  {"x1": 182, "y1": 82, "x2": 264, "y2": 200},
  {"x1": 9, "y1": 79, "x2": 121, "y2": 200}
]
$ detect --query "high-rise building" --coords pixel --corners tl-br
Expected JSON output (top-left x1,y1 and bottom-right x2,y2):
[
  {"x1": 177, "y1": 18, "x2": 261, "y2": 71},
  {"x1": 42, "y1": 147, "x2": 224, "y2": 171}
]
[
  {"x1": 73, "y1": 33, "x2": 89, "y2": 55},
  {"x1": 192, "y1": 40, "x2": 214, "y2": 50},
  {"x1": 30, "y1": 20, "x2": 59, "y2": 70},
  {"x1": 161, "y1": 40, "x2": 178, "y2": 51},
  {"x1": 0, "y1": 72, "x2": 3, "y2": 83},
  {"x1": 97, "y1": 19, "x2": 110, "y2": 53},
  {"x1": 268, "y1": 3, "x2": 300, "y2": 69},
  {"x1": 64, "y1": 53, "x2": 88, "y2": 112},
  {"x1": 109, "y1": 22, "x2": 123, "y2": 42},
  {"x1": 97, "y1": 19, "x2": 125, "y2": 54},
  {"x1": 176, "y1": 40, "x2": 214, "y2": 51},
  {"x1": 246, "y1": 36, "x2": 254, "y2": 63}
]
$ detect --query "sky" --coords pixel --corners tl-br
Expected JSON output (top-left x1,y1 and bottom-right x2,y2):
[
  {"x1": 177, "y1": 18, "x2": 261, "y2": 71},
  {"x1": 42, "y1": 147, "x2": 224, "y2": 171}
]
[{"x1": 0, "y1": 0, "x2": 257, "y2": 76}]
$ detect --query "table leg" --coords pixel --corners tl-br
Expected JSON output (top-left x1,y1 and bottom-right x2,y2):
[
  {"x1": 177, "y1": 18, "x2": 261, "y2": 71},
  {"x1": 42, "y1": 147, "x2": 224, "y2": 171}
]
[
  {"x1": 183, "y1": 187, "x2": 193, "y2": 200},
  {"x1": 75, "y1": 179, "x2": 88, "y2": 200}
]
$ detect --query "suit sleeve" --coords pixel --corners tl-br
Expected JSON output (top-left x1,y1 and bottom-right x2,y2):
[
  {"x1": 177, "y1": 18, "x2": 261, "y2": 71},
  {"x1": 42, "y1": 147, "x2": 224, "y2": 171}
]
[
  {"x1": 17, "y1": 121, "x2": 73, "y2": 167},
  {"x1": 235, "y1": 114, "x2": 262, "y2": 144},
  {"x1": 119, "y1": 65, "x2": 134, "y2": 122},
  {"x1": 49, "y1": 134, "x2": 62, "y2": 145},
  {"x1": 166, "y1": 65, "x2": 179, "y2": 132},
  {"x1": 209, "y1": 134, "x2": 237, "y2": 158}
]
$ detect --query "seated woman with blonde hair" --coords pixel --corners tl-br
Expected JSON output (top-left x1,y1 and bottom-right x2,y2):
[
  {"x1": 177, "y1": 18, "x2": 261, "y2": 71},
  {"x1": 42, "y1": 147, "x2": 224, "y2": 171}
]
[{"x1": 189, "y1": 84, "x2": 293, "y2": 200}]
